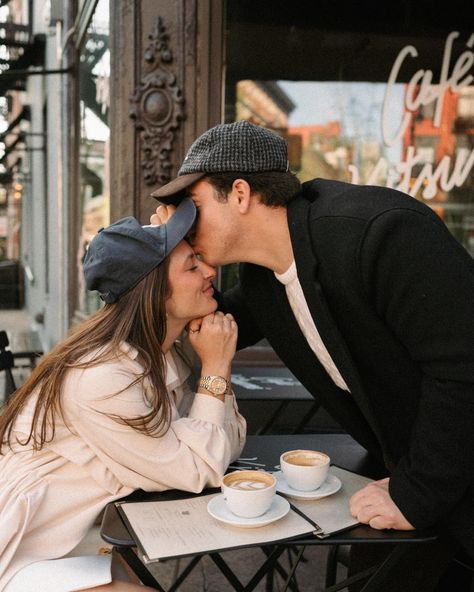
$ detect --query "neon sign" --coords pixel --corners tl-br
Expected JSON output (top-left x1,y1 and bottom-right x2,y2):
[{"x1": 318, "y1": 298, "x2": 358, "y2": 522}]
[{"x1": 349, "y1": 31, "x2": 474, "y2": 199}]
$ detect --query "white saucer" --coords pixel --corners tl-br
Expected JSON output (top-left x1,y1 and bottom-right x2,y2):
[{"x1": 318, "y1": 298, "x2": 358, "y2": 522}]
[
  {"x1": 207, "y1": 494, "x2": 290, "y2": 528},
  {"x1": 274, "y1": 471, "x2": 342, "y2": 500}
]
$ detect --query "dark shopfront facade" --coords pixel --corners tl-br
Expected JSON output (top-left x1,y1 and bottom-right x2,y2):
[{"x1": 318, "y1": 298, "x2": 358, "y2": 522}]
[
  {"x1": 0, "y1": 0, "x2": 470, "y2": 431},
  {"x1": 17, "y1": 0, "x2": 470, "y2": 345},
  {"x1": 1, "y1": 0, "x2": 473, "y2": 342},
  {"x1": 108, "y1": 0, "x2": 473, "y2": 298}
]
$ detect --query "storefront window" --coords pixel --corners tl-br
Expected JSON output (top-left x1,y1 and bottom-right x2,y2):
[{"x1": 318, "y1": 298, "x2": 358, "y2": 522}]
[
  {"x1": 223, "y1": 1, "x2": 474, "y2": 291},
  {"x1": 77, "y1": 0, "x2": 110, "y2": 314}
]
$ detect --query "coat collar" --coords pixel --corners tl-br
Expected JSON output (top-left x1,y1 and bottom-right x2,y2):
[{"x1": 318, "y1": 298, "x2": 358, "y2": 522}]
[{"x1": 286, "y1": 195, "x2": 392, "y2": 466}]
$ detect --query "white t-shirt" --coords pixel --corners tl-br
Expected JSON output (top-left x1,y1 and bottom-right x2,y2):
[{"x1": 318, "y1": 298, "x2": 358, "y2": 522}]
[{"x1": 275, "y1": 261, "x2": 350, "y2": 392}]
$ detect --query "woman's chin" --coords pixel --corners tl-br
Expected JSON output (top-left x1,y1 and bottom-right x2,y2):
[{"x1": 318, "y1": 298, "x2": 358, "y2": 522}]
[{"x1": 207, "y1": 298, "x2": 219, "y2": 313}]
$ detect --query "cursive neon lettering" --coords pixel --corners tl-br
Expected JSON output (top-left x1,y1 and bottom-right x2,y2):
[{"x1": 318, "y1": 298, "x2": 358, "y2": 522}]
[
  {"x1": 382, "y1": 32, "x2": 474, "y2": 146},
  {"x1": 382, "y1": 45, "x2": 417, "y2": 146},
  {"x1": 349, "y1": 148, "x2": 474, "y2": 200}
]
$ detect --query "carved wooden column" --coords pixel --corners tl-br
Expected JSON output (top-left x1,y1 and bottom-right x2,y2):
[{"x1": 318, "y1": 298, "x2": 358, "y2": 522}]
[
  {"x1": 109, "y1": 0, "x2": 224, "y2": 223},
  {"x1": 129, "y1": 18, "x2": 184, "y2": 189}
]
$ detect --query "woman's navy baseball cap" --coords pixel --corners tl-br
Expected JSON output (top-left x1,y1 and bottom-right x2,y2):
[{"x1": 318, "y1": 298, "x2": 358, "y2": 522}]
[{"x1": 83, "y1": 198, "x2": 196, "y2": 303}]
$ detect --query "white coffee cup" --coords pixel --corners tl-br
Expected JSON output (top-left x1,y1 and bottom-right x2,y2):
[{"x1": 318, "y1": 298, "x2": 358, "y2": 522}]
[
  {"x1": 221, "y1": 470, "x2": 276, "y2": 518},
  {"x1": 280, "y1": 449, "x2": 330, "y2": 491}
]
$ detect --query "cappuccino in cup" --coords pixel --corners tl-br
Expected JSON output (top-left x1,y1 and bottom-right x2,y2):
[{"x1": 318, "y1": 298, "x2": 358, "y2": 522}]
[
  {"x1": 280, "y1": 449, "x2": 330, "y2": 491},
  {"x1": 222, "y1": 470, "x2": 276, "y2": 518}
]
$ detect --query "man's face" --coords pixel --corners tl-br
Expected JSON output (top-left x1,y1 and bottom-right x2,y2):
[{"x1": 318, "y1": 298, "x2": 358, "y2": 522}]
[{"x1": 187, "y1": 179, "x2": 240, "y2": 267}]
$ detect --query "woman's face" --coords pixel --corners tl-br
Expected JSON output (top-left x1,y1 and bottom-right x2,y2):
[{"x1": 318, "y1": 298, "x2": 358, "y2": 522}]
[{"x1": 165, "y1": 240, "x2": 218, "y2": 324}]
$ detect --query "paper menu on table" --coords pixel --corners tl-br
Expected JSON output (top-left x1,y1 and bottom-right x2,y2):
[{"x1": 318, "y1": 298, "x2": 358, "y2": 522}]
[
  {"x1": 117, "y1": 493, "x2": 314, "y2": 563},
  {"x1": 117, "y1": 467, "x2": 373, "y2": 562}
]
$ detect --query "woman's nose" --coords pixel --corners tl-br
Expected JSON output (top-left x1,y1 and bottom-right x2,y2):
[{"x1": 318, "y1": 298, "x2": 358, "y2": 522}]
[{"x1": 198, "y1": 259, "x2": 216, "y2": 280}]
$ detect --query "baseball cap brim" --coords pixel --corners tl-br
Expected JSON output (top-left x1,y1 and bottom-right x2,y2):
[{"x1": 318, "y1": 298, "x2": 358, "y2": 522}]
[
  {"x1": 150, "y1": 172, "x2": 205, "y2": 204},
  {"x1": 161, "y1": 197, "x2": 197, "y2": 255}
]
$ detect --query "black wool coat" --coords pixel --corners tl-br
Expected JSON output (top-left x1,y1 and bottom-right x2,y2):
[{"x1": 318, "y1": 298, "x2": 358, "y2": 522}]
[{"x1": 221, "y1": 179, "x2": 474, "y2": 555}]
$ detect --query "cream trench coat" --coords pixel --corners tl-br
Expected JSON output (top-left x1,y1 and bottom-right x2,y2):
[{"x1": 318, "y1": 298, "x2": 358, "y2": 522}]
[{"x1": 0, "y1": 342, "x2": 246, "y2": 589}]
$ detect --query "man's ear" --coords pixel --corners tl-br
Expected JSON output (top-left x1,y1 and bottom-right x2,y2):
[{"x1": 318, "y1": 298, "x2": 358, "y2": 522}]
[{"x1": 231, "y1": 179, "x2": 252, "y2": 213}]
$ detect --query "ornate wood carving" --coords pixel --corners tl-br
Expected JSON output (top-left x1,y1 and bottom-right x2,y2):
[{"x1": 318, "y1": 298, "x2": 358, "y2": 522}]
[{"x1": 129, "y1": 17, "x2": 184, "y2": 186}]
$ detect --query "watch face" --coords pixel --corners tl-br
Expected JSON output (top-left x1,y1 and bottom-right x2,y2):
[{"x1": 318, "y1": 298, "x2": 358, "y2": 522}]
[{"x1": 210, "y1": 376, "x2": 227, "y2": 395}]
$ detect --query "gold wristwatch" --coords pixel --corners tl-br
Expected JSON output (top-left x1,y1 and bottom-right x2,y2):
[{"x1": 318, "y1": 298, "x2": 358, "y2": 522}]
[{"x1": 198, "y1": 375, "x2": 229, "y2": 396}]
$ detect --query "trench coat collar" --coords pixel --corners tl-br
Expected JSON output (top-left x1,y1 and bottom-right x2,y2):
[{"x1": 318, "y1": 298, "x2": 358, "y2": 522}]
[{"x1": 286, "y1": 194, "x2": 392, "y2": 466}]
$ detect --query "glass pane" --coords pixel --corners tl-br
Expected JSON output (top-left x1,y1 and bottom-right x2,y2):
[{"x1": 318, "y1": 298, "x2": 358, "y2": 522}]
[
  {"x1": 77, "y1": 0, "x2": 110, "y2": 314},
  {"x1": 222, "y1": 3, "x2": 474, "y2": 291}
]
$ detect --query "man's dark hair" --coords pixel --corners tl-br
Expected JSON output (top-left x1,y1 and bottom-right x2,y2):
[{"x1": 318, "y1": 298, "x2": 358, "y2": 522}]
[{"x1": 205, "y1": 171, "x2": 301, "y2": 207}]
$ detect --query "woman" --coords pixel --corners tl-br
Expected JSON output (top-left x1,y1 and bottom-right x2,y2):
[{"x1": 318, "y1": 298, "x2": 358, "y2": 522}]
[{"x1": 0, "y1": 198, "x2": 246, "y2": 591}]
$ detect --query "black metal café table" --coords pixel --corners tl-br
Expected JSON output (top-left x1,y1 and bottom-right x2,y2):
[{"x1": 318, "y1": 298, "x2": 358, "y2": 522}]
[{"x1": 100, "y1": 433, "x2": 437, "y2": 592}]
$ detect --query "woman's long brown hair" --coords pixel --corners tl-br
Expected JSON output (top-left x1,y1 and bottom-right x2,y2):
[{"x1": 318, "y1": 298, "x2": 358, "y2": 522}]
[{"x1": 0, "y1": 259, "x2": 172, "y2": 452}]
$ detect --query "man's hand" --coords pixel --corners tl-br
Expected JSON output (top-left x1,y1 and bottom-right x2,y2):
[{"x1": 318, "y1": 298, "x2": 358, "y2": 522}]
[
  {"x1": 150, "y1": 204, "x2": 176, "y2": 225},
  {"x1": 349, "y1": 477, "x2": 415, "y2": 530}
]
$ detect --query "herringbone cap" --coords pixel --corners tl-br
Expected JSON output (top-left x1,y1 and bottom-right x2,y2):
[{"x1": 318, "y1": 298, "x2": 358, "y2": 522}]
[{"x1": 151, "y1": 121, "x2": 289, "y2": 202}]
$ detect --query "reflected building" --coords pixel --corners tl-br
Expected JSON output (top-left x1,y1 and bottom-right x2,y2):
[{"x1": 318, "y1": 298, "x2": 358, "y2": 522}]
[
  {"x1": 289, "y1": 122, "x2": 353, "y2": 183},
  {"x1": 402, "y1": 86, "x2": 474, "y2": 250}
]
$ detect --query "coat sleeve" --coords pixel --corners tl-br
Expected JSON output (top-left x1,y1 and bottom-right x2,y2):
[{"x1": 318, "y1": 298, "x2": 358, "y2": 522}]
[
  {"x1": 215, "y1": 272, "x2": 264, "y2": 350},
  {"x1": 64, "y1": 358, "x2": 246, "y2": 494},
  {"x1": 359, "y1": 207, "x2": 474, "y2": 529}
]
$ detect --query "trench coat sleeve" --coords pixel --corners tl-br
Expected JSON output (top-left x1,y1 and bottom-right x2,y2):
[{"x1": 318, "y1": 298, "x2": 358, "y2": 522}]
[
  {"x1": 63, "y1": 356, "x2": 246, "y2": 494},
  {"x1": 359, "y1": 207, "x2": 474, "y2": 528},
  {"x1": 215, "y1": 276, "x2": 264, "y2": 350}
]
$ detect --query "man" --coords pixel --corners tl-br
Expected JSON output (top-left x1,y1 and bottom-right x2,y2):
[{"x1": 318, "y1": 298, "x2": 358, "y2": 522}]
[{"x1": 151, "y1": 121, "x2": 474, "y2": 590}]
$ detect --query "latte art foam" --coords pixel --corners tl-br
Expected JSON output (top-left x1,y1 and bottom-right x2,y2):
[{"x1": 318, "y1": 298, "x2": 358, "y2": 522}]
[{"x1": 229, "y1": 479, "x2": 269, "y2": 491}]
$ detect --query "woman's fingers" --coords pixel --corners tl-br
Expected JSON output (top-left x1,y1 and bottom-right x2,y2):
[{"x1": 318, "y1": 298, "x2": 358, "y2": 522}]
[
  {"x1": 193, "y1": 312, "x2": 237, "y2": 338},
  {"x1": 187, "y1": 318, "x2": 203, "y2": 334},
  {"x1": 150, "y1": 204, "x2": 176, "y2": 225}
]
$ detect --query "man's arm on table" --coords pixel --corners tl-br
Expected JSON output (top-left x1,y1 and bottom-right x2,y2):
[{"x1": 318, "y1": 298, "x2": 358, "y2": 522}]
[{"x1": 353, "y1": 207, "x2": 474, "y2": 531}]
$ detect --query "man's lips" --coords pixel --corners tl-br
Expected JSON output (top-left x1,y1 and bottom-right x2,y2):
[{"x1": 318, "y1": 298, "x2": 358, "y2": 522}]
[{"x1": 203, "y1": 285, "x2": 214, "y2": 296}]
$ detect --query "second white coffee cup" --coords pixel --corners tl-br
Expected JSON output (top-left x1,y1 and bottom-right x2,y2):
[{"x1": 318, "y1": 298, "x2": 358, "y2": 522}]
[
  {"x1": 280, "y1": 449, "x2": 330, "y2": 491},
  {"x1": 221, "y1": 470, "x2": 276, "y2": 518}
]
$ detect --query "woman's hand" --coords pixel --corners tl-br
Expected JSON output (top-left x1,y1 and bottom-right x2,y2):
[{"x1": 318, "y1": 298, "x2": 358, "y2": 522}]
[
  {"x1": 187, "y1": 312, "x2": 237, "y2": 376},
  {"x1": 150, "y1": 203, "x2": 176, "y2": 225}
]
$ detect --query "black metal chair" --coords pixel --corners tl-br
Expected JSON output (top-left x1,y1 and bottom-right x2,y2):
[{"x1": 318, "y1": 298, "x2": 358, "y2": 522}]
[
  {"x1": 0, "y1": 330, "x2": 17, "y2": 400},
  {"x1": 325, "y1": 544, "x2": 351, "y2": 588}
]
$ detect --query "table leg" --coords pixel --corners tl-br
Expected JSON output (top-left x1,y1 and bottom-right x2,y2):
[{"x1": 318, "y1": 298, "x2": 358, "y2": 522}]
[
  {"x1": 243, "y1": 546, "x2": 290, "y2": 591},
  {"x1": 116, "y1": 547, "x2": 166, "y2": 591},
  {"x1": 261, "y1": 545, "x2": 302, "y2": 592},
  {"x1": 168, "y1": 556, "x2": 203, "y2": 592},
  {"x1": 325, "y1": 565, "x2": 378, "y2": 592},
  {"x1": 280, "y1": 546, "x2": 306, "y2": 592},
  {"x1": 209, "y1": 553, "x2": 245, "y2": 591}
]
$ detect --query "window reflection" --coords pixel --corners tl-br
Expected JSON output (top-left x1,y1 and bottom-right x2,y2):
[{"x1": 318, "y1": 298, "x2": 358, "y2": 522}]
[
  {"x1": 77, "y1": 0, "x2": 110, "y2": 314},
  {"x1": 221, "y1": 75, "x2": 473, "y2": 291}
]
